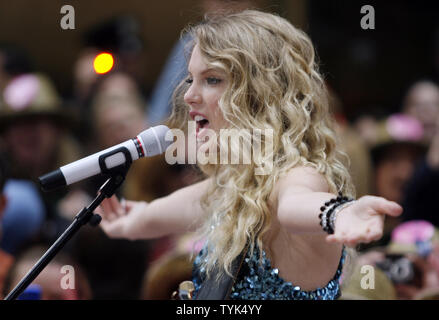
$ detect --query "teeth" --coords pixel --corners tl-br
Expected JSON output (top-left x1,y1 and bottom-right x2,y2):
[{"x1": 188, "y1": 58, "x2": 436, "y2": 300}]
[{"x1": 194, "y1": 115, "x2": 206, "y2": 122}]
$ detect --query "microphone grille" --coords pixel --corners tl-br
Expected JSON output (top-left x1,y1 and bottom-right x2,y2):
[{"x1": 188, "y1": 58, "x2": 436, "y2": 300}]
[{"x1": 138, "y1": 125, "x2": 172, "y2": 157}]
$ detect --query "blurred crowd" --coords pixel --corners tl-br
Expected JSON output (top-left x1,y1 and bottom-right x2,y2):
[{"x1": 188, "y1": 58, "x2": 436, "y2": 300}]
[{"x1": 1, "y1": 0, "x2": 439, "y2": 300}]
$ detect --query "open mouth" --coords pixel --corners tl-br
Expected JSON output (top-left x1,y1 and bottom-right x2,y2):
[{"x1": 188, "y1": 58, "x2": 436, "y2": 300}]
[{"x1": 194, "y1": 115, "x2": 210, "y2": 134}]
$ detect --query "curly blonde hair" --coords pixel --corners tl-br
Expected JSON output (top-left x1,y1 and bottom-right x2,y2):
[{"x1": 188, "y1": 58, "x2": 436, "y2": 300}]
[{"x1": 168, "y1": 10, "x2": 355, "y2": 278}]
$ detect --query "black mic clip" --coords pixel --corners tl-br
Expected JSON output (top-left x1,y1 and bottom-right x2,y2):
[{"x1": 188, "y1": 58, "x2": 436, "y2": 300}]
[{"x1": 97, "y1": 146, "x2": 132, "y2": 198}]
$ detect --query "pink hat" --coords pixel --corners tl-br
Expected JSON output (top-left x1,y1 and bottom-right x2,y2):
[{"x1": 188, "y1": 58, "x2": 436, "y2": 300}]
[{"x1": 391, "y1": 220, "x2": 435, "y2": 244}]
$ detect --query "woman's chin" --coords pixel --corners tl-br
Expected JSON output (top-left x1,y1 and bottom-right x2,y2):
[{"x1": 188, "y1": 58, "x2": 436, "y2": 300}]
[
  {"x1": 196, "y1": 138, "x2": 218, "y2": 162},
  {"x1": 196, "y1": 138, "x2": 211, "y2": 152}
]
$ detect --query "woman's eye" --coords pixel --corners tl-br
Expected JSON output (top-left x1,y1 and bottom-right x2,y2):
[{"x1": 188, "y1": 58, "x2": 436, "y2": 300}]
[
  {"x1": 206, "y1": 77, "x2": 222, "y2": 85},
  {"x1": 185, "y1": 78, "x2": 193, "y2": 84}
]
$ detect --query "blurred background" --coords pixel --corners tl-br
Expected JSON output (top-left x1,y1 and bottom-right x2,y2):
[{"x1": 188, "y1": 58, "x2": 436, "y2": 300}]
[{"x1": 0, "y1": 0, "x2": 439, "y2": 300}]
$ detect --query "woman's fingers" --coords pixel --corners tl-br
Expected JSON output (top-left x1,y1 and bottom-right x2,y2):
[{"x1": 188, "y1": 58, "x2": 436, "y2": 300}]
[
  {"x1": 94, "y1": 205, "x2": 103, "y2": 216},
  {"x1": 386, "y1": 201, "x2": 403, "y2": 216},
  {"x1": 109, "y1": 195, "x2": 125, "y2": 217},
  {"x1": 98, "y1": 197, "x2": 142, "y2": 222},
  {"x1": 326, "y1": 196, "x2": 400, "y2": 246},
  {"x1": 99, "y1": 197, "x2": 118, "y2": 221},
  {"x1": 105, "y1": 195, "x2": 119, "y2": 213},
  {"x1": 100, "y1": 198, "x2": 112, "y2": 217},
  {"x1": 377, "y1": 199, "x2": 403, "y2": 217},
  {"x1": 100, "y1": 217, "x2": 125, "y2": 238},
  {"x1": 124, "y1": 200, "x2": 138, "y2": 211},
  {"x1": 364, "y1": 196, "x2": 403, "y2": 217}
]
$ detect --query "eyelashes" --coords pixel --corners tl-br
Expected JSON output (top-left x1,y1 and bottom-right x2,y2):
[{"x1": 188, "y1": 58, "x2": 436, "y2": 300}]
[
  {"x1": 206, "y1": 77, "x2": 222, "y2": 85},
  {"x1": 185, "y1": 77, "x2": 222, "y2": 85}
]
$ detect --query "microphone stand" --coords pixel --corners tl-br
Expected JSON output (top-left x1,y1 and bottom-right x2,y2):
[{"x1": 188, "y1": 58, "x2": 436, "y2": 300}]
[{"x1": 4, "y1": 147, "x2": 132, "y2": 300}]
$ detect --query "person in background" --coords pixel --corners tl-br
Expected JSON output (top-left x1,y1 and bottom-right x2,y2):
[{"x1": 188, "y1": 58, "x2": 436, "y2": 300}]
[
  {"x1": 402, "y1": 80, "x2": 439, "y2": 144},
  {"x1": 63, "y1": 74, "x2": 150, "y2": 299},
  {"x1": 91, "y1": 71, "x2": 199, "y2": 262},
  {"x1": 0, "y1": 175, "x2": 45, "y2": 276},
  {"x1": 343, "y1": 220, "x2": 439, "y2": 300},
  {"x1": 71, "y1": 47, "x2": 101, "y2": 111},
  {"x1": 402, "y1": 109, "x2": 439, "y2": 227},
  {"x1": 0, "y1": 44, "x2": 33, "y2": 93},
  {"x1": 0, "y1": 154, "x2": 44, "y2": 297},
  {"x1": 4, "y1": 245, "x2": 92, "y2": 300},
  {"x1": 70, "y1": 15, "x2": 147, "y2": 143},
  {"x1": 0, "y1": 156, "x2": 7, "y2": 226},
  {"x1": 140, "y1": 233, "x2": 204, "y2": 300},
  {"x1": 328, "y1": 87, "x2": 373, "y2": 197},
  {"x1": 67, "y1": 71, "x2": 190, "y2": 299},
  {"x1": 370, "y1": 114, "x2": 426, "y2": 204},
  {"x1": 92, "y1": 78, "x2": 198, "y2": 200},
  {"x1": 0, "y1": 73, "x2": 80, "y2": 182},
  {"x1": 92, "y1": 72, "x2": 147, "y2": 149},
  {"x1": 364, "y1": 114, "x2": 426, "y2": 247},
  {"x1": 0, "y1": 73, "x2": 83, "y2": 250},
  {"x1": 0, "y1": 154, "x2": 11, "y2": 297}
]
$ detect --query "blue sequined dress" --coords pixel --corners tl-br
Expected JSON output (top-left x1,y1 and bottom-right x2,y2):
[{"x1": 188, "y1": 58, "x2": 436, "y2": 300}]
[{"x1": 192, "y1": 245, "x2": 346, "y2": 300}]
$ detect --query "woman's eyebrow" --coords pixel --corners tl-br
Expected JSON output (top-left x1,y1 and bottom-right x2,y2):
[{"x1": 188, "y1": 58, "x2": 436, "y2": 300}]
[
  {"x1": 188, "y1": 68, "x2": 219, "y2": 76},
  {"x1": 200, "y1": 68, "x2": 217, "y2": 75}
]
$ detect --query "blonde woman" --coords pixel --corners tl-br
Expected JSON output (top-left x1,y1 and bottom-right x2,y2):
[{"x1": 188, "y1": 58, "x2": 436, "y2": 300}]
[{"x1": 97, "y1": 10, "x2": 402, "y2": 300}]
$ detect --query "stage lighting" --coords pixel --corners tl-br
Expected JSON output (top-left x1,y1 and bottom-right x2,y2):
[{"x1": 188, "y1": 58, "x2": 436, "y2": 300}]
[{"x1": 93, "y1": 52, "x2": 114, "y2": 74}]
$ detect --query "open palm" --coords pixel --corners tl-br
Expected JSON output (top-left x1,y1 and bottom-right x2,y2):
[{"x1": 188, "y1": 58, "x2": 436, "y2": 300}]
[{"x1": 326, "y1": 196, "x2": 403, "y2": 247}]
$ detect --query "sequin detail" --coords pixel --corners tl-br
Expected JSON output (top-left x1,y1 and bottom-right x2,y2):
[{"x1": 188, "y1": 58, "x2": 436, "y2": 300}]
[{"x1": 192, "y1": 246, "x2": 346, "y2": 300}]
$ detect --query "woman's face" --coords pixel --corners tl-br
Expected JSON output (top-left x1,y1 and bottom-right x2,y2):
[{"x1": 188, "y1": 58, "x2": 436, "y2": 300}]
[
  {"x1": 184, "y1": 45, "x2": 228, "y2": 143},
  {"x1": 95, "y1": 102, "x2": 145, "y2": 149},
  {"x1": 3, "y1": 118, "x2": 60, "y2": 175}
]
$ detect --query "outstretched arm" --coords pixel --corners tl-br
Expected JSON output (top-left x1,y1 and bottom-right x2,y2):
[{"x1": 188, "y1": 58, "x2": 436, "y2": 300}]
[
  {"x1": 276, "y1": 166, "x2": 402, "y2": 247},
  {"x1": 96, "y1": 179, "x2": 210, "y2": 240}
]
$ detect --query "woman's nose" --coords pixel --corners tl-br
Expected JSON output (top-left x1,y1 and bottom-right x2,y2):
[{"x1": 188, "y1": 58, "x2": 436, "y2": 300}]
[{"x1": 184, "y1": 84, "x2": 202, "y2": 106}]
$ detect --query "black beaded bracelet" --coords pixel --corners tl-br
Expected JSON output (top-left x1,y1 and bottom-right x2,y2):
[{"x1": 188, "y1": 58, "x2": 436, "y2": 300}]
[{"x1": 319, "y1": 193, "x2": 354, "y2": 234}]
